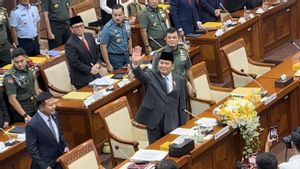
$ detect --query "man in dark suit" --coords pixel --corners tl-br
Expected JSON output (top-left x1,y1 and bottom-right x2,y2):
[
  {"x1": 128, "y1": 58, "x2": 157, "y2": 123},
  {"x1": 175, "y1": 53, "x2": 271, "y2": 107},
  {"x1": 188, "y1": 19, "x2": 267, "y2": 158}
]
[
  {"x1": 26, "y1": 92, "x2": 69, "y2": 169},
  {"x1": 198, "y1": 0, "x2": 223, "y2": 23},
  {"x1": 170, "y1": 0, "x2": 202, "y2": 35},
  {"x1": 65, "y1": 15, "x2": 102, "y2": 89},
  {"x1": 131, "y1": 46, "x2": 187, "y2": 143}
]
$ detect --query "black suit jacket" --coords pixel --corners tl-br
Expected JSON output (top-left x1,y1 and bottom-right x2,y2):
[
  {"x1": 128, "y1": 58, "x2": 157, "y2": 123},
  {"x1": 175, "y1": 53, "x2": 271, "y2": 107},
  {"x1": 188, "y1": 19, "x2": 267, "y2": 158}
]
[
  {"x1": 132, "y1": 66, "x2": 187, "y2": 133},
  {"x1": 65, "y1": 33, "x2": 102, "y2": 89},
  {"x1": 26, "y1": 112, "x2": 68, "y2": 169},
  {"x1": 0, "y1": 90, "x2": 9, "y2": 128},
  {"x1": 198, "y1": 0, "x2": 223, "y2": 23}
]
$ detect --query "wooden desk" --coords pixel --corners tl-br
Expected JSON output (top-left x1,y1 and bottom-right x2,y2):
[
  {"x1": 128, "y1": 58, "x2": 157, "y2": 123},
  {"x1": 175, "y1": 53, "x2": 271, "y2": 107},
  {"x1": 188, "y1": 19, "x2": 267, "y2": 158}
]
[
  {"x1": 114, "y1": 74, "x2": 299, "y2": 169},
  {"x1": 0, "y1": 123, "x2": 31, "y2": 169},
  {"x1": 55, "y1": 47, "x2": 201, "y2": 152},
  {"x1": 187, "y1": 16, "x2": 261, "y2": 84}
]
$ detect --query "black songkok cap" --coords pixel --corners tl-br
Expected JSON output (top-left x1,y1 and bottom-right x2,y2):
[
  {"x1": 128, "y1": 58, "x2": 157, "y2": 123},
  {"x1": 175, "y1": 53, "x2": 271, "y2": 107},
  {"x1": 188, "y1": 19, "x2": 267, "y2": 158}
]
[
  {"x1": 37, "y1": 92, "x2": 53, "y2": 107},
  {"x1": 160, "y1": 52, "x2": 174, "y2": 63},
  {"x1": 69, "y1": 15, "x2": 83, "y2": 26},
  {"x1": 11, "y1": 47, "x2": 26, "y2": 59}
]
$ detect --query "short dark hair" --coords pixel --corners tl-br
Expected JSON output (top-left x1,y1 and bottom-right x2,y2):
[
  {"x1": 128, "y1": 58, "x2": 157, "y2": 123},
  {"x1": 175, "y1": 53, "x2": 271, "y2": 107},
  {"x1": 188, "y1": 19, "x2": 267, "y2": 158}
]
[
  {"x1": 37, "y1": 92, "x2": 53, "y2": 107},
  {"x1": 256, "y1": 152, "x2": 277, "y2": 169},
  {"x1": 112, "y1": 4, "x2": 124, "y2": 12},
  {"x1": 165, "y1": 27, "x2": 179, "y2": 37},
  {"x1": 155, "y1": 159, "x2": 178, "y2": 169},
  {"x1": 11, "y1": 47, "x2": 26, "y2": 59},
  {"x1": 291, "y1": 127, "x2": 300, "y2": 151}
]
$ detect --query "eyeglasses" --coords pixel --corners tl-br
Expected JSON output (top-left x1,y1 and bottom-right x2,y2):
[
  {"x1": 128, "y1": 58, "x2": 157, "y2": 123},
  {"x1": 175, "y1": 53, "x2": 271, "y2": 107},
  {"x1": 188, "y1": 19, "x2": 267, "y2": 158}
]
[{"x1": 72, "y1": 24, "x2": 84, "y2": 29}]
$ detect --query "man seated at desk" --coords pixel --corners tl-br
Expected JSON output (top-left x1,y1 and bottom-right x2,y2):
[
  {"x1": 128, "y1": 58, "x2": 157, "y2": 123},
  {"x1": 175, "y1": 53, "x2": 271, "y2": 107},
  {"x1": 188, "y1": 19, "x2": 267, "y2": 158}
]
[
  {"x1": 152, "y1": 28, "x2": 197, "y2": 97},
  {"x1": 131, "y1": 47, "x2": 187, "y2": 143},
  {"x1": 198, "y1": 0, "x2": 222, "y2": 23},
  {"x1": 65, "y1": 15, "x2": 102, "y2": 90},
  {"x1": 3, "y1": 48, "x2": 40, "y2": 123}
]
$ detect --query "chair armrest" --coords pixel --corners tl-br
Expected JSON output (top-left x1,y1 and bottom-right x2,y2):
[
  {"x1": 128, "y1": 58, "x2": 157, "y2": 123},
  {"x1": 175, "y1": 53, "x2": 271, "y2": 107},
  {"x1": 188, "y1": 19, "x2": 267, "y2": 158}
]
[
  {"x1": 47, "y1": 82, "x2": 71, "y2": 95},
  {"x1": 108, "y1": 131, "x2": 139, "y2": 151},
  {"x1": 131, "y1": 120, "x2": 146, "y2": 129},
  {"x1": 231, "y1": 67, "x2": 257, "y2": 78},
  {"x1": 210, "y1": 85, "x2": 234, "y2": 92},
  {"x1": 190, "y1": 97, "x2": 215, "y2": 106},
  {"x1": 248, "y1": 58, "x2": 275, "y2": 68}
]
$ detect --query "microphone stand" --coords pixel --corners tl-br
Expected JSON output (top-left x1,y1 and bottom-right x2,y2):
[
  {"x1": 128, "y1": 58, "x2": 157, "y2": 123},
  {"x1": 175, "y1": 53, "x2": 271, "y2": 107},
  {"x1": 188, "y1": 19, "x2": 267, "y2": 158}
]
[
  {"x1": 114, "y1": 145, "x2": 141, "y2": 169},
  {"x1": 240, "y1": 69, "x2": 268, "y2": 97}
]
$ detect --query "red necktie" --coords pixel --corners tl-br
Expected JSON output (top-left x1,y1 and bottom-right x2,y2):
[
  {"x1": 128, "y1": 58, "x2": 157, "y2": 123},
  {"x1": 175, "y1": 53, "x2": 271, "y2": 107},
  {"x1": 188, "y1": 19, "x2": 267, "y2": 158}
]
[
  {"x1": 82, "y1": 38, "x2": 90, "y2": 51},
  {"x1": 188, "y1": 0, "x2": 192, "y2": 6}
]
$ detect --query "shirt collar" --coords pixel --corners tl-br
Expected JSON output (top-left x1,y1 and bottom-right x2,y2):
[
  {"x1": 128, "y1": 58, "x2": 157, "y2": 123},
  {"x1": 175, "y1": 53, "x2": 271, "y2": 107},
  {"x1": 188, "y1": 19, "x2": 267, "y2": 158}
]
[
  {"x1": 38, "y1": 110, "x2": 52, "y2": 122},
  {"x1": 18, "y1": 3, "x2": 31, "y2": 10},
  {"x1": 161, "y1": 72, "x2": 172, "y2": 80}
]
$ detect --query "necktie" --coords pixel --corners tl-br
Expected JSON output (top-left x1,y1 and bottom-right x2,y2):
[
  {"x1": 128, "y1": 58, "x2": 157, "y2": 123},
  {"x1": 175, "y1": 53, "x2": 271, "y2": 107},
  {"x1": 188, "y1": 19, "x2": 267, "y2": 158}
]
[
  {"x1": 82, "y1": 38, "x2": 90, "y2": 51},
  {"x1": 188, "y1": 0, "x2": 193, "y2": 6},
  {"x1": 164, "y1": 76, "x2": 170, "y2": 93},
  {"x1": 48, "y1": 117, "x2": 58, "y2": 142}
]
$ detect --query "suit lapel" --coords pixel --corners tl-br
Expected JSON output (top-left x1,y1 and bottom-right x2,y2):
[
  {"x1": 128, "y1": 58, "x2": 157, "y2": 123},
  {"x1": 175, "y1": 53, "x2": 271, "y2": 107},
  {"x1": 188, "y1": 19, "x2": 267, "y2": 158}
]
[
  {"x1": 36, "y1": 113, "x2": 58, "y2": 144},
  {"x1": 74, "y1": 34, "x2": 91, "y2": 55},
  {"x1": 154, "y1": 70, "x2": 168, "y2": 94}
]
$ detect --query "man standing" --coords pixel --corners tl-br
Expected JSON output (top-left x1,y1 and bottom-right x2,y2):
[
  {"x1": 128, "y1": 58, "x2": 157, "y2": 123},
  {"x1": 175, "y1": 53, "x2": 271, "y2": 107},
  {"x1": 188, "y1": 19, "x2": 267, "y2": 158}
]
[
  {"x1": 0, "y1": 90, "x2": 9, "y2": 128},
  {"x1": 3, "y1": 48, "x2": 40, "y2": 123},
  {"x1": 0, "y1": 7, "x2": 11, "y2": 67},
  {"x1": 26, "y1": 92, "x2": 69, "y2": 169},
  {"x1": 100, "y1": 4, "x2": 132, "y2": 73},
  {"x1": 100, "y1": 0, "x2": 119, "y2": 25},
  {"x1": 65, "y1": 16, "x2": 103, "y2": 90},
  {"x1": 170, "y1": 0, "x2": 202, "y2": 35},
  {"x1": 41, "y1": 0, "x2": 72, "y2": 49},
  {"x1": 131, "y1": 47, "x2": 187, "y2": 143},
  {"x1": 10, "y1": 0, "x2": 40, "y2": 56},
  {"x1": 152, "y1": 28, "x2": 197, "y2": 97},
  {"x1": 198, "y1": 0, "x2": 222, "y2": 23},
  {"x1": 139, "y1": 0, "x2": 167, "y2": 53}
]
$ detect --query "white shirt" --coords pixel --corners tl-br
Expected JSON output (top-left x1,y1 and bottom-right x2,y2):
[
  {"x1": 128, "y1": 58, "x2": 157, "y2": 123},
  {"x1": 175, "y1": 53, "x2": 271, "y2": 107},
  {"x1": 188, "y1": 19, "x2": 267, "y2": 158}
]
[
  {"x1": 279, "y1": 154, "x2": 300, "y2": 169},
  {"x1": 38, "y1": 110, "x2": 59, "y2": 142}
]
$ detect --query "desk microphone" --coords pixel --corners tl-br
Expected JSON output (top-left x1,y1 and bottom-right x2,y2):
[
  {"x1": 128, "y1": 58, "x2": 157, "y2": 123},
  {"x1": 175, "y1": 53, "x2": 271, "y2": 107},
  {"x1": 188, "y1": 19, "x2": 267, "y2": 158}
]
[
  {"x1": 219, "y1": 3, "x2": 237, "y2": 26},
  {"x1": 114, "y1": 145, "x2": 141, "y2": 169},
  {"x1": 240, "y1": 69, "x2": 268, "y2": 97},
  {"x1": 0, "y1": 128, "x2": 16, "y2": 145},
  {"x1": 149, "y1": 36, "x2": 163, "y2": 48},
  {"x1": 290, "y1": 41, "x2": 300, "y2": 50}
]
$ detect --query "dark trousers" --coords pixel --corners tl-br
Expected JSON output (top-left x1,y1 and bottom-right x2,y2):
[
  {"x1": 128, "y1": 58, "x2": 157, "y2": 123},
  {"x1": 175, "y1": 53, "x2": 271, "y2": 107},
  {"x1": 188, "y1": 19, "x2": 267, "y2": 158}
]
[
  {"x1": 109, "y1": 54, "x2": 130, "y2": 70},
  {"x1": 18, "y1": 37, "x2": 40, "y2": 56},
  {"x1": 48, "y1": 21, "x2": 71, "y2": 49},
  {"x1": 146, "y1": 114, "x2": 166, "y2": 144},
  {"x1": 0, "y1": 41, "x2": 11, "y2": 67}
]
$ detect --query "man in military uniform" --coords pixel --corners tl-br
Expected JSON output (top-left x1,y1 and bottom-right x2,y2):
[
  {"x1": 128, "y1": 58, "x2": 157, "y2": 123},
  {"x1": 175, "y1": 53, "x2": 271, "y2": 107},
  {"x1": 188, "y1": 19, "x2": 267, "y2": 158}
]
[
  {"x1": 139, "y1": 0, "x2": 167, "y2": 54},
  {"x1": 100, "y1": 4, "x2": 132, "y2": 73},
  {"x1": 10, "y1": 0, "x2": 41, "y2": 56},
  {"x1": 152, "y1": 27, "x2": 197, "y2": 97},
  {"x1": 0, "y1": 7, "x2": 11, "y2": 67},
  {"x1": 3, "y1": 48, "x2": 40, "y2": 123},
  {"x1": 41, "y1": 0, "x2": 72, "y2": 49}
]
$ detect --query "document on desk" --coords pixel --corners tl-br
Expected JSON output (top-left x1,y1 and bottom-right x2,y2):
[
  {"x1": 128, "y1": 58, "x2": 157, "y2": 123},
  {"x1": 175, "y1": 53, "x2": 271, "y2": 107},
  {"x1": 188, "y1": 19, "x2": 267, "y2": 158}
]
[
  {"x1": 170, "y1": 127, "x2": 197, "y2": 136},
  {"x1": 130, "y1": 149, "x2": 168, "y2": 162},
  {"x1": 89, "y1": 76, "x2": 117, "y2": 86}
]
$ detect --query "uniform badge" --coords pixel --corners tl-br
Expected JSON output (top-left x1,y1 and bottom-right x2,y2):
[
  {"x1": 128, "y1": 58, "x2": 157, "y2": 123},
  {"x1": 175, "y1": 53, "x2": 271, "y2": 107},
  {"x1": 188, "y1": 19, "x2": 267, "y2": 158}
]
[
  {"x1": 116, "y1": 38, "x2": 121, "y2": 43},
  {"x1": 24, "y1": 20, "x2": 27, "y2": 24},
  {"x1": 54, "y1": 4, "x2": 59, "y2": 8},
  {"x1": 180, "y1": 50, "x2": 186, "y2": 61},
  {"x1": 66, "y1": 3, "x2": 70, "y2": 7},
  {"x1": 153, "y1": 22, "x2": 157, "y2": 26}
]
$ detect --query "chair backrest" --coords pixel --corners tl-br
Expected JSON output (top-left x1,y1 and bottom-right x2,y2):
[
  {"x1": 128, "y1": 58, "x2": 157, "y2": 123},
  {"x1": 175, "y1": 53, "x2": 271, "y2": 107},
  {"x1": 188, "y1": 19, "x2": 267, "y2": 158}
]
[
  {"x1": 58, "y1": 139, "x2": 103, "y2": 169},
  {"x1": 191, "y1": 62, "x2": 212, "y2": 100},
  {"x1": 72, "y1": 1, "x2": 97, "y2": 27},
  {"x1": 221, "y1": 38, "x2": 250, "y2": 73},
  {"x1": 38, "y1": 55, "x2": 74, "y2": 96}
]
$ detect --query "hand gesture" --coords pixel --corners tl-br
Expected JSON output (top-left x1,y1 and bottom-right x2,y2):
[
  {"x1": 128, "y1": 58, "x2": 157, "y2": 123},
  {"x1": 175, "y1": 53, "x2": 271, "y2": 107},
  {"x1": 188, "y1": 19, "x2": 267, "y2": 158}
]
[{"x1": 131, "y1": 46, "x2": 144, "y2": 65}]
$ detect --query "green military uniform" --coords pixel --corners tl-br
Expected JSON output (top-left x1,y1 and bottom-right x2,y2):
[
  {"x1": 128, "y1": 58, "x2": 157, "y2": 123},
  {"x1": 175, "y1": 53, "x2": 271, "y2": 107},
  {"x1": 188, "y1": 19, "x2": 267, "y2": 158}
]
[
  {"x1": 0, "y1": 7, "x2": 11, "y2": 67},
  {"x1": 152, "y1": 45, "x2": 192, "y2": 77},
  {"x1": 41, "y1": 0, "x2": 71, "y2": 49},
  {"x1": 3, "y1": 65, "x2": 37, "y2": 122},
  {"x1": 127, "y1": 2, "x2": 144, "y2": 18},
  {"x1": 139, "y1": 6, "x2": 167, "y2": 50}
]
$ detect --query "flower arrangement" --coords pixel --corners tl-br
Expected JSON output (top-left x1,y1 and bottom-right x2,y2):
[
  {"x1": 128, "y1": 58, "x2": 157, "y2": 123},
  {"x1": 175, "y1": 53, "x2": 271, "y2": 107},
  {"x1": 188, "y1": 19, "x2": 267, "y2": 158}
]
[{"x1": 214, "y1": 97, "x2": 261, "y2": 159}]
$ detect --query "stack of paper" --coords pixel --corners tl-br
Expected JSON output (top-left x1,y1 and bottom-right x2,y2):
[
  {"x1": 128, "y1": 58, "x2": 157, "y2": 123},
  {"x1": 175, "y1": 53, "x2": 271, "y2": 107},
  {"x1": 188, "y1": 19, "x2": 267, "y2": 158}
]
[
  {"x1": 62, "y1": 92, "x2": 92, "y2": 100},
  {"x1": 131, "y1": 149, "x2": 168, "y2": 162},
  {"x1": 170, "y1": 128, "x2": 197, "y2": 136},
  {"x1": 89, "y1": 76, "x2": 117, "y2": 86},
  {"x1": 231, "y1": 87, "x2": 262, "y2": 97},
  {"x1": 195, "y1": 118, "x2": 218, "y2": 127}
]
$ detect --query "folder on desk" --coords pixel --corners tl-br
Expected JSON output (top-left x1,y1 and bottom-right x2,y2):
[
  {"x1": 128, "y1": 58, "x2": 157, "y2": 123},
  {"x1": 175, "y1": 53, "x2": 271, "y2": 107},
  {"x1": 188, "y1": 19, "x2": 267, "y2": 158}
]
[
  {"x1": 8, "y1": 126, "x2": 25, "y2": 134},
  {"x1": 231, "y1": 87, "x2": 262, "y2": 97},
  {"x1": 62, "y1": 92, "x2": 93, "y2": 100},
  {"x1": 203, "y1": 22, "x2": 222, "y2": 29},
  {"x1": 28, "y1": 57, "x2": 47, "y2": 64}
]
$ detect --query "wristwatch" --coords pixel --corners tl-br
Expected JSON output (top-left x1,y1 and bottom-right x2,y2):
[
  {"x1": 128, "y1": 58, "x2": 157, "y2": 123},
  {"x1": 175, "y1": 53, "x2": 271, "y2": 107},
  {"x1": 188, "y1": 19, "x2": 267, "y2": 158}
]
[
  {"x1": 22, "y1": 113, "x2": 28, "y2": 118},
  {"x1": 145, "y1": 44, "x2": 150, "y2": 47}
]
